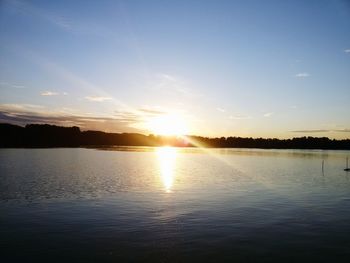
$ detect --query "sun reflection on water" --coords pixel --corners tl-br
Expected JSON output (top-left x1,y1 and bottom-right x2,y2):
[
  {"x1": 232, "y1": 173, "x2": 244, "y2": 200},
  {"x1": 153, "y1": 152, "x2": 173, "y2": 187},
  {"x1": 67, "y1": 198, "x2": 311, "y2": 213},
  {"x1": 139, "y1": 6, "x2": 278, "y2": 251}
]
[{"x1": 156, "y1": 147, "x2": 177, "y2": 193}]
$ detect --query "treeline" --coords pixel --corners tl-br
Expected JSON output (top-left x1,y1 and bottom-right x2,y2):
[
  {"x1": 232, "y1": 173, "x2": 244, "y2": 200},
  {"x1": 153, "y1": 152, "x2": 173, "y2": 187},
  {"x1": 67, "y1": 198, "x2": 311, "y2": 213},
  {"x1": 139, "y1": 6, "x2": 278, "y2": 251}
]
[{"x1": 1, "y1": 123, "x2": 350, "y2": 149}]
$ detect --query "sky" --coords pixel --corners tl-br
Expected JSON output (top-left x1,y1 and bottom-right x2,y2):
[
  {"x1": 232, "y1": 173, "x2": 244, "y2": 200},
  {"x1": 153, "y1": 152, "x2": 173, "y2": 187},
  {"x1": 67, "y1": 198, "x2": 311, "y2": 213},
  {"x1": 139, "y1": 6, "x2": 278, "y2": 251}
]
[{"x1": 0, "y1": 0, "x2": 350, "y2": 138}]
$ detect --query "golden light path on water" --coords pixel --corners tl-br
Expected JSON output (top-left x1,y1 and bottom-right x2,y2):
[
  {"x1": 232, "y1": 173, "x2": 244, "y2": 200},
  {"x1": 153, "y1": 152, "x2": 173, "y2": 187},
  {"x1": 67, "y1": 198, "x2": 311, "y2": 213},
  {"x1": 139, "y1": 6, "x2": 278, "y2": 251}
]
[{"x1": 156, "y1": 147, "x2": 177, "y2": 193}]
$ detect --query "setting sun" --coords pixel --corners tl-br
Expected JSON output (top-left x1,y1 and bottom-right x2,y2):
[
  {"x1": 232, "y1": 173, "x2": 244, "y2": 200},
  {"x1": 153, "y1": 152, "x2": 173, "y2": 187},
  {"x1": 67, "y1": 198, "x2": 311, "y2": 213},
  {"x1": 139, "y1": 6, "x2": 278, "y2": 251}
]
[{"x1": 147, "y1": 114, "x2": 188, "y2": 136}]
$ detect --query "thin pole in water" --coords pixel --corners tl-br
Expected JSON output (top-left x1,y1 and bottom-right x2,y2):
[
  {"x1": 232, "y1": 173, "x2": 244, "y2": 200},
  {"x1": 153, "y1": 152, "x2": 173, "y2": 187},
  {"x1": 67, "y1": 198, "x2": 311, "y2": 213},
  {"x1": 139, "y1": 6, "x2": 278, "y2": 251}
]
[
  {"x1": 322, "y1": 160, "x2": 324, "y2": 173},
  {"x1": 344, "y1": 157, "x2": 350, "y2": 172}
]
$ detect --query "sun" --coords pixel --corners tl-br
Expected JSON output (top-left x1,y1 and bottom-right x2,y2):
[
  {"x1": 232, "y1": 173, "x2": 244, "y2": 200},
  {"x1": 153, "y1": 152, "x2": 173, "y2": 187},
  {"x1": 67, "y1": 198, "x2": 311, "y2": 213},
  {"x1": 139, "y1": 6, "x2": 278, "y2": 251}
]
[{"x1": 147, "y1": 113, "x2": 188, "y2": 136}]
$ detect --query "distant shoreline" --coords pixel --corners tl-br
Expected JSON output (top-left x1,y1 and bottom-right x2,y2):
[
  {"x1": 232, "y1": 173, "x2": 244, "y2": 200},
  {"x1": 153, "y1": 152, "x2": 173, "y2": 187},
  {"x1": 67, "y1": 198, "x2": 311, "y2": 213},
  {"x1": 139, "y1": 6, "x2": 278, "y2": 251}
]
[
  {"x1": 1, "y1": 123, "x2": 350, "y2": 150},
  {"x1": 2, "y1": 145, "x2": 350, "y2": 152}
]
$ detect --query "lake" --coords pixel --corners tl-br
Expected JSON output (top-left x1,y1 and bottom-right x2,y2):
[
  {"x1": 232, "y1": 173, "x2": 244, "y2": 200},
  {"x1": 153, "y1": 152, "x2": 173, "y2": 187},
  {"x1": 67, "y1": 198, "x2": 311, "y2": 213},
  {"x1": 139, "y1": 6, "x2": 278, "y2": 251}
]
[{"x1": 1, "y1": 147, "x2": 350, "y2": 262}]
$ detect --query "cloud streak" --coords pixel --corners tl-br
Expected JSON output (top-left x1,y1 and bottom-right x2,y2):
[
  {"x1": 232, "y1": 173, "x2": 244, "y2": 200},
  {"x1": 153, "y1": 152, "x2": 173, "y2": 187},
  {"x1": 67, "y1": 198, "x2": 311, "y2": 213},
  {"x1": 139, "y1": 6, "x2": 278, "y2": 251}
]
[
  {"x1": 85, "y1": 96, "x2": 113, "y2": 102},
  {"x1": 5, "y1": 0, "x2": 72, "y2": 31},
  {"x1": 0, "y1": 104, "x2": 173, "y2": 133},
  {"x1": 291, "y1": 129, "x2": 350, "y2": 133},
  {"x1": 41, "y1": 91, "x2": 59, "y2": 96},
  {"x1": 4, "y1": 0, "x2": 110, "y2": 36},
  {"x1": 0, "y1": 104, "x2": 141, "y2": 133},
  {"x1": 291, "y1": 129, "x2": 330, "y2": 133},
  {"x1": 0, "y1": 81, "x2": 27, "y2": 89},
  {"x1": 263, "y1": 112, "x2": 274, "y2": 117},
  {"x1": 229, "y1": 114, "x2": 251, "y2": 120},
  {"x1": 137, "y1": 108, "x2": 166, "y2": 115},
  {"x1": 152, "y1": 73, "x2": 201, "y2": 98},
  {"x1": 295, "y1": 73, "x2": 310, "y2": 78},
  {"x1": 217, "y1": 107, "x2": 225, "y2": 113}
]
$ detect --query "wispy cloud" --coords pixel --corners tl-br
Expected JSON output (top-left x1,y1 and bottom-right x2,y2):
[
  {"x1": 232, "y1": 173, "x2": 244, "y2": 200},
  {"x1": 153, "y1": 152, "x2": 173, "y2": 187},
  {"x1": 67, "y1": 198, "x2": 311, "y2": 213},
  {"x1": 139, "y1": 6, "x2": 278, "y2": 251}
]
[
  {"x1": 12, "y1": 85, "x2": 26, "y2": 89},
  {"x1": 5, "y1": 0, "x2": 72, "y2": 30},
  {"x1": 216, "y1": 107, "x2": 225, "y2": 113},
  {"x1": 291, "y1": 129, "x2": 350, "y2": 133},
  {"x1": 291, "y1": 129, "x2": 330, "y2": 133},
  {"x1": 4, "y1": 0, "x2": 109, "y2": 36},
  {"x1": 158, "y1": 74, "x2": 176, "y2": 82},
  {"x1": 154, "y1": 73, "x2": 180, "y2": 91},
  {"x1": 85, "y1": 96, "x2": 113, "y2": 102},
  {"x1": 0, "y1": 81, "x2": 27, "y2": 89},
  {"x1": 137, "y1": 108, "x2": 166, "y2": 115},
  {"x1": 0, "y1": 104, "x2": 45, "y2": 111},
  {"x1": 114, "y1": 107, "x2": 170, "y2": 125},
  {"x1": 336, "y1": 129, "x2": 350, "y2": 133},
  {"x1": 344, "y1": 49, "x2": 350, "y2": 53},
  {"x1": 114, "y1": 111, "x2": 143, "y2": 123},
  {"x1": 152, "y1": 73, "x2": 200, "y2": 98},
  {"x1": 0, "y1": 104, "x2": 141, "y2": 133},
  {"x1": 41, "y1": 91, "x2": 59, "y2": 96},
  {"x1": 295, "y1": 73, "x2": 310, "y2": 78},
  {"x1": 229, "y1": 114, "x2": 251, "y2": 120},
  {"x1": 0, "y1": 104, "x2": 187, "y2": 133},
  {"x1": 263, "y1": 112, "x2": 274, "y2": 117},
  {"x1": 15, "y1": 47, "x2": 126, "y2": 107},
  {"x1": 2, "y1": 45, "x2": 132, "y2": 119}
]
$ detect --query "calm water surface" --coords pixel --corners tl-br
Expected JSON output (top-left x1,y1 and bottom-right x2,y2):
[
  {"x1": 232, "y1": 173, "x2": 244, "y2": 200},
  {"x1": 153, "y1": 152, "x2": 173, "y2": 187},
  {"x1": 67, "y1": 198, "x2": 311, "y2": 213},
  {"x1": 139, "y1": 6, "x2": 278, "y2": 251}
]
[{"x1": 1, "y1": 147, "x2": 350, "y2": 262}]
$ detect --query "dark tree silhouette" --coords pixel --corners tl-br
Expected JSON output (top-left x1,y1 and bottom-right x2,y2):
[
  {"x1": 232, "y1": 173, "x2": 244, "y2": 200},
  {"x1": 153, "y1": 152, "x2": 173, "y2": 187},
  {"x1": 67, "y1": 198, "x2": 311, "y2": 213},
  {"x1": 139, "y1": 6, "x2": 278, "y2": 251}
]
[{"x1": 0, "y1": 123, "x2": 349, "y2": 149}]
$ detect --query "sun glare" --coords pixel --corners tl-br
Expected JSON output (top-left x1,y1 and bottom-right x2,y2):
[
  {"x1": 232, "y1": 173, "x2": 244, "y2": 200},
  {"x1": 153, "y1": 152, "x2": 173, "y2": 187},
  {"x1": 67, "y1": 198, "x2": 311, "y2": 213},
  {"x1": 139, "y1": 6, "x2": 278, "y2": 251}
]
[
  {"x1": 156, "y1": 147, "x2": 177, "y2": 193},
  {"x1": 148, "y1": 114, "x2": 188, "y2": 136}
]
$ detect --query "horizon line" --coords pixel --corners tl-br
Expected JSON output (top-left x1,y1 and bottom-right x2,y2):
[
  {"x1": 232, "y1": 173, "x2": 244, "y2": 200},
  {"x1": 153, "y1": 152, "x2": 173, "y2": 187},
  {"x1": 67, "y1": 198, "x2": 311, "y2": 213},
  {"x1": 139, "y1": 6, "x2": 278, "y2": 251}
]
[{"x1": 1, "y1": 122, "x2": 349, "y2": 141}]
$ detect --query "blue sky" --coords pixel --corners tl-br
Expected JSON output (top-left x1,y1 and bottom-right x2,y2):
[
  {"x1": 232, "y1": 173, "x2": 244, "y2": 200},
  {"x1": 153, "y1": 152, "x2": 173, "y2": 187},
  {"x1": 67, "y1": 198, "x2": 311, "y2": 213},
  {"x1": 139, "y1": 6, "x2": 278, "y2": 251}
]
[{"x1": 0, "y1": 0, "x2": 349, "y2": 138}]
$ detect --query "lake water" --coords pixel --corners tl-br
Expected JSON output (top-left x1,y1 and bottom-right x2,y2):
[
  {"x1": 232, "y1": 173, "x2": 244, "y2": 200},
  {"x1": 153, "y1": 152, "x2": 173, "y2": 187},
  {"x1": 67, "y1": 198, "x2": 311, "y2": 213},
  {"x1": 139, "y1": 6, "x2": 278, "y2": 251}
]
[{"x1": 1, "y1": 147, "x2": 350, "y2": 262}]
